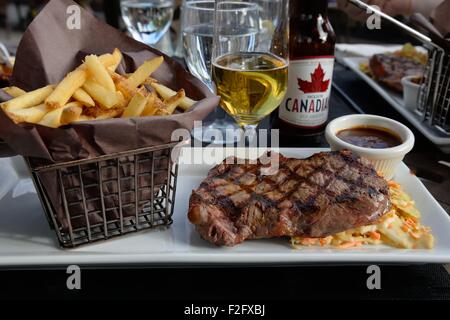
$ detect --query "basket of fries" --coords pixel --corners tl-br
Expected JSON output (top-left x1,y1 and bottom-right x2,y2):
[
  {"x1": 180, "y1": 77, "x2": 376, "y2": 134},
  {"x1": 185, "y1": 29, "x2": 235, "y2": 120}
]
[{"x1": 0, "y1": 0, "x2": 217, "y2": 248}]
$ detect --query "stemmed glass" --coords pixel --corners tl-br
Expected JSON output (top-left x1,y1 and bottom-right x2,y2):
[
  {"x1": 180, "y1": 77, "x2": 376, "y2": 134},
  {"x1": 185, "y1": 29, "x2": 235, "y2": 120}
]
[
  {"x1": 182, "y1": 1, "x2": 217, "y2": 87},
  {"x1": 120, "y1": 0, "x2": 175, "y2": 46},
  {"x1": 182, "y1": 1, "x2": 258, "y2": 144},
  {"x1": 253, "y1": 0, "x2": 285, "y2": 51},
  {"x1": 211, "y1": 0, "x2": 288, "y2": 139}
]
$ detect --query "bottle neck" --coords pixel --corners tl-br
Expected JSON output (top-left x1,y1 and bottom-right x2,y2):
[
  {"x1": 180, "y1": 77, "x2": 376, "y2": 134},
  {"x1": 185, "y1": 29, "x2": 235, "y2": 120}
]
[{"x1": 293, "y1": 0, "x2": 329, "y2": 16}]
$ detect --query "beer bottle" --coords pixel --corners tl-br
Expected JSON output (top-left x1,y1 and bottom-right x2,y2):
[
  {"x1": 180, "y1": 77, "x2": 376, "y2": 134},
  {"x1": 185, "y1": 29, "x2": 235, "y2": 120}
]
[{"x1": 272, "y1": 0, "x2": 336, "y2": 137}]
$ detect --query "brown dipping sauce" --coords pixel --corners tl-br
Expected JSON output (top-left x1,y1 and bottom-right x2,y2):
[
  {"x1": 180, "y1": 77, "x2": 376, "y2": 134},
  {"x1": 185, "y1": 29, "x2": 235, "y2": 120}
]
[{"x1": 337, "y1": 126, "x2": 402, "y2": 149}]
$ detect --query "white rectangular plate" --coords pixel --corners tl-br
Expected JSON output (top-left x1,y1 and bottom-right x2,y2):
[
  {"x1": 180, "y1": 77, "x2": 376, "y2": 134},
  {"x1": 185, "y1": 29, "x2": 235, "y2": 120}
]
[
  {"x1": 342, "y1": 56, "x2": 450, "y2": 150},
  {"x1": 0, "y1": 148, "x2": 450, "y2": 267}
]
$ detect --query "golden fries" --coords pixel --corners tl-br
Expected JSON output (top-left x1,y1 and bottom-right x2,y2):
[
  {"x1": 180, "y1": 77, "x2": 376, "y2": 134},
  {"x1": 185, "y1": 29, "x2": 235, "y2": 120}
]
[
  {"x1": 5, "y1": 103, "x2": 48, "y2": 124},
  {"x1": 110, "y1": 71, "x2": 137, "y2": 100},
  {"x1": 85, "y1": 55, "x2": 116, "y2": 92},
  {"x1": 127, "y1": 56, "x2": 164, "y2": 89},
  {"x1": 93, "y1": 107, "x2": 123, "y2": 120},
  {"x1": 72, "y1": 88, "x2": 95, "y2": 107},
  {"x1": 83, "y1": 79, "x2": 119, "y2": 109},
  {"x1": 61, "y1": 102, "x2": 83, "y2": 124},
  {"x1": 142, "y1": 92, "x2": 158, "y2": 116},
  {"x1": 122, "y1": 90, "x2": 147, "y2": 118},
  {"x1": 45, "y1": 68, "x2": 86, "y2": 109},
  {"x1": 3, "y1": 86, "x2": 27, "y2": 98},
  {"x1": 143, "y1": 77, "x2": 158, "y2": 86},
  {"x1": 1, "y1": 49, "x2": 196, "y2": 127},
  {"x1": 109, "y1": 48, "x2": 123, "y2": 72},
  {"x1": 39, "y1": 102, "x2": 83, "y2": 128},
  {"x1": 162, "y1": 89, "x2": 186, "y2": 115},
  {"x1": 72, "y1": 115, "x2": 94, "y2": 122},
  {"x1": 38, "y1": 107, "x2": 65, "y2": 128},
  {"x1": 151, "y1": 82, "x2": 196, "y2": 111},
  {"x1": 98, "y1": 53, "x2": 114, "y2": 66},
  {"x1": 98, "y1": 49, "x2": 123, "y2": 71},
  {"x1": 1, "y1": 85, "x2": 54, "y2": 112}
]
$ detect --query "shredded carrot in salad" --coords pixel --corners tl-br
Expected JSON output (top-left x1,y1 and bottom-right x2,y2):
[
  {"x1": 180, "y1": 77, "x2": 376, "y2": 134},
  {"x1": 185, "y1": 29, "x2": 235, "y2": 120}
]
[{"x1": 291, "y1": 181, "x2": 434, "y2": 250}]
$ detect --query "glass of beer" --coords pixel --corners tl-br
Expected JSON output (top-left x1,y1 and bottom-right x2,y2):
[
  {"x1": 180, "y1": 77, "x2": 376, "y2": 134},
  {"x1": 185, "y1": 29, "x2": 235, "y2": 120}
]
[{"x1": 211, "y1": 0, "x2": 288, "y2": 133}]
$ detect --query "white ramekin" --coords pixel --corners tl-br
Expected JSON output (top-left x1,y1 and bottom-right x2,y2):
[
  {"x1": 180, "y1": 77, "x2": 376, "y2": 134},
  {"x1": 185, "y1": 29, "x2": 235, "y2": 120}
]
[
  {"x1": 401, "y1": 75, "x2": 421, "y2": 111},
  {"x1": 325, "y1": 114, "x2": 415, "y2": 180}
]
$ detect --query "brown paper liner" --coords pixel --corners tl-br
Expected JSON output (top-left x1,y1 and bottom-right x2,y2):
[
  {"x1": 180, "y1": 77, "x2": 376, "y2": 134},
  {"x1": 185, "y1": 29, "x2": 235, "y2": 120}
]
[{"x1": 0, "y1": 0, "x2": 218, "y2": 233}]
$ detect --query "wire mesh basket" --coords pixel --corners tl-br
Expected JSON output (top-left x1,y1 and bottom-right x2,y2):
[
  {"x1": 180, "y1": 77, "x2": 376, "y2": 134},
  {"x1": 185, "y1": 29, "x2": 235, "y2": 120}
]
[
  {"x1": 27, "y1": 142, "x2": 179, "y2": 248},
  {"x1": 418, "y1": 46, "x2": 450, "y2": 133}
]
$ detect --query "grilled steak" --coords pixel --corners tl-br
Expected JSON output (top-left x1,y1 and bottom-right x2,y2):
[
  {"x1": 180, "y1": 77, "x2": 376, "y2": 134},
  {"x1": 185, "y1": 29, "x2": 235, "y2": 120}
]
[
  {"x1": 369, "y1": 54, "x2": 424, "y2": 92},
  {"x1": 188, "y1": 151, "x2": 390, "y2": 246}
]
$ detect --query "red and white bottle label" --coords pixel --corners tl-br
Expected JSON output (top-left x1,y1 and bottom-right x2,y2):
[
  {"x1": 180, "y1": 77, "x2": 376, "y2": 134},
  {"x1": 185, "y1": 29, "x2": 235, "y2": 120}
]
[{"x1": 279, "y1": 57, "x2": 335, "y2": 128}]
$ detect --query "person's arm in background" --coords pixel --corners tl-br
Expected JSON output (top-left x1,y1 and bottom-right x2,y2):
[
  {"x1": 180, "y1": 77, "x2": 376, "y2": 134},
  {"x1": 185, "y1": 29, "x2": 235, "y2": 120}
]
[
  {"x1": 337, "y1": 0, "x2": 444, "y2": 21},
  {"x1": 431, "y1": 0, "x2": 450, "y2": 37}
]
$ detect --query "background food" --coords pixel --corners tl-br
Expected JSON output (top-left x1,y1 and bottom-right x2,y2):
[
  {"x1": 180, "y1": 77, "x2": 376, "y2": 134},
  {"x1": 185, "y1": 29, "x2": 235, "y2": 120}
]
[
  {"x1": 359, "y1": 44, "x2": 427, "y2": 92},
  {"x1": 0, "y1": 49, "x2": 197, "y2": 128},
  {"x1": 292, "y1": 180, "x2": 434, "y2": 249}
]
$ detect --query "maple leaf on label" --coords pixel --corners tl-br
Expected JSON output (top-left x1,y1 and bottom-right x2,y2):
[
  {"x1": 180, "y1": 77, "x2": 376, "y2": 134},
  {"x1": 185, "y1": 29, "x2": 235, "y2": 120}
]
[{"x1": 297, "y1": 63, "x2": 330, "y2": 94}]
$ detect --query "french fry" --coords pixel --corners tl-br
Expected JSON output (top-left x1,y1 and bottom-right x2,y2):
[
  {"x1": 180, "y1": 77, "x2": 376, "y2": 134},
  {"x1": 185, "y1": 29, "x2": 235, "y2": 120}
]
[
  {"x1": 5, "y1": 103, "x2": 48, "y2": 124},
  {"x1": 143, "y1": 77, "x2": 157, "y2": 86},
  {"x1": 1, "y1": 85, "x2": 54, "y2": 112},
  {"x1": 122, "y1": 91, "x2": 147, "y2": 118},
  {"x1": 141, "y1": 91, "x2": 158, "y2": 116},
  {"x1": 3, "y1": 86, "x2": 27, "y2": 98},
  {"x1": 108, "y1": 48, "x2": 123, "y2": 72},
  {"x1": 61, "y1": 102, "x2": 83, "y2": 124},
  {"x1": 127, "y1": 56, "x2": 164, "y2": 89},
  {"x1": 160, "y1": 89, "x2": 185, "y2": 115},
  {"x1": 39, "y1": 102, "x2": 83, "y2": 128},
  {"x1": 95, "y1": 108, "x2": 123, "y2": 120},
  {"x1": 97, "y1": 49, "x2": 123, "y2": 71},
  {"x1": 110, "y1": 71, "x2": 137, "y2": 100},
  {"x1": 72, "y1": 88, "x2": 95, "y2": 107},
  {"x1": 83, "y1": 79, "x2": 119, "y2": 109},
  {"x1": 98, "y1": 53, "x2": 114, "y2": 68},
  {"x1": 151, "y1": 82, "x2": 196, "y2": 111},
  {"x1": 115, "y1": 91, "x2": 128, "y2": 109},
  {"x1": 85, "y1": 55, "x2": 116, "y2": 92},
  {"x1": 45, "y1": 67, "x2": 87, "y2": 109},
  {"x1": 2, "y1": 51, "x2": 196, "y2": 126},
  {"x1": 152, "y1": 96, "x2": 171, "y2": 116},
  {"x1": 72, "y1": 115, "x2": 95, "y2": 122},
  {"x1": 38, "y1": 107, "x2": 64, "y2": 128}
]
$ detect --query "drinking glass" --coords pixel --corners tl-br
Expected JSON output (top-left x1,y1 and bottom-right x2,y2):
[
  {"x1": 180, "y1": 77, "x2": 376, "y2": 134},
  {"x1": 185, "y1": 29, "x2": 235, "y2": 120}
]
[
  {"x1": 182, "y1": 1, "x2": 216, "y2": 88},
  {"x1": 211, "y1": 0, "x2": 288, "y2": 135},
  {"x1": 253, "y1": 0, "x2": 285, "y2": 51},
  {"x1": 121, "y1": 0, "x2": 175, "y2": 46},
  {"x1": 183, "y1": 1, "x2": 260, "y2": 144}
]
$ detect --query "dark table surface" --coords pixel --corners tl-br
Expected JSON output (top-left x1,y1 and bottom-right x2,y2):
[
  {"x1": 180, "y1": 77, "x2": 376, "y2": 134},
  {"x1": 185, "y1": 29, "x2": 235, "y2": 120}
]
[{"x1": 1, "y1": 62, "x2": 449, "y2": 302}]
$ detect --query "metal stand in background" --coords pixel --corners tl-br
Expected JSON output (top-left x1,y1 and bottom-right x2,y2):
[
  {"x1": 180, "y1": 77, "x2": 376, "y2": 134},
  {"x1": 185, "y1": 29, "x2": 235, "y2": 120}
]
[{"x1": 349, "y1": 0, "x2": 450, "y2": 134}]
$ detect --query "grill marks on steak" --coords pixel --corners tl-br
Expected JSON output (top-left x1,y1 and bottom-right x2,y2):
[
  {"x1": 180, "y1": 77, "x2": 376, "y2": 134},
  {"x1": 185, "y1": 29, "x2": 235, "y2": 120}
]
[
  {"x1": 369, "y1": 54, "x2": 424, "y2": 92},
  {"x1": 188, "y1": 151, "x2": 391, "y2": 246}
]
